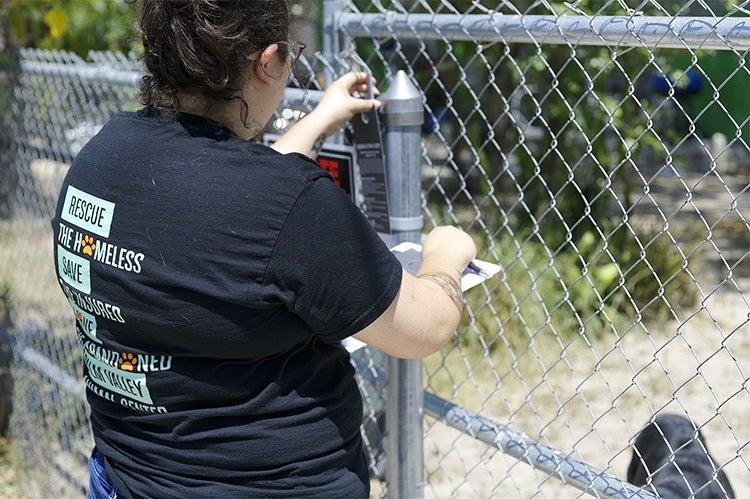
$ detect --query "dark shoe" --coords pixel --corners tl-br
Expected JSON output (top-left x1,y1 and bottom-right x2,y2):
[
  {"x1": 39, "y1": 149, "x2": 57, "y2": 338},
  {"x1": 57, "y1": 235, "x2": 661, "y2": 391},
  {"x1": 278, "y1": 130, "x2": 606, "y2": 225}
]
[{"x1": 627, "y1": 413, "x2": 734, "y2": 499}]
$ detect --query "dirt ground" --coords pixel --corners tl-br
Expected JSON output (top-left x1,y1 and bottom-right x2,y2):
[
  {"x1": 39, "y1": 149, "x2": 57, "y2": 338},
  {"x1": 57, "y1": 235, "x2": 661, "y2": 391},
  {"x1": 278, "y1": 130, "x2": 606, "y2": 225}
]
[{"x1": 359, "y1": 284, "x2": 745, "y2": 499}]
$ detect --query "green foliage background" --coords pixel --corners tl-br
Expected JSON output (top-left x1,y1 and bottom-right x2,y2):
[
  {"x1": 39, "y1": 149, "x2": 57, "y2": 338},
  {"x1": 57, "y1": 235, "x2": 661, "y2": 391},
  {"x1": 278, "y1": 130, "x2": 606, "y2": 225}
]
[{"x1": 4, "y1": 0, "x2": 139, "y2": 54}]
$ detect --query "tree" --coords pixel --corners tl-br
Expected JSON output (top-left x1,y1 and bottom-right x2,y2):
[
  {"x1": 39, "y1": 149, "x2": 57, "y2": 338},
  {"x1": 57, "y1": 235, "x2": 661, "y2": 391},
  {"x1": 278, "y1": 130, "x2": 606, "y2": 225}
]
[{"x1": 5, "y1": 0, "x2": 140, "y2": 55}]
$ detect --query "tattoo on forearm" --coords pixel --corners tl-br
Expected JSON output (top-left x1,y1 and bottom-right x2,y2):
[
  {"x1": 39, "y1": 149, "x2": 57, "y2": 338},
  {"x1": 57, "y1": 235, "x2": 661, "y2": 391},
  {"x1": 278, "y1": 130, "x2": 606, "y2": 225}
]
[
  {"x1": 417, "y1": 272, "x2": 464, "y2": 312},
  {"x1": 310, "y1": 133, "x2": 327, "y2": 158}
]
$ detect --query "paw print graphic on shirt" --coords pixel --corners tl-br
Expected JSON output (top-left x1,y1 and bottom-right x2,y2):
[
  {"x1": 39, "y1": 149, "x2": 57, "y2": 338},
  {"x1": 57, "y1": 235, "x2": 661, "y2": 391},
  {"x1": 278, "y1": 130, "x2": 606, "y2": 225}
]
[
  {"x1": 118, "y1": 352, "x2": 138, "y2": 372},
  {"x1": 82, "y1": 235, "x2": 96, "y2": 256}
]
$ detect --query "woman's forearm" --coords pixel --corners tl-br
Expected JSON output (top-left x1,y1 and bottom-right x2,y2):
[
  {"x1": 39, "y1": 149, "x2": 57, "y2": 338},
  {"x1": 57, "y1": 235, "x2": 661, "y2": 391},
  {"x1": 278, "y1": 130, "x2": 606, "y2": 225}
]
[{"x1": 270, "y1": 109, "x2": 332, "y2": 159}]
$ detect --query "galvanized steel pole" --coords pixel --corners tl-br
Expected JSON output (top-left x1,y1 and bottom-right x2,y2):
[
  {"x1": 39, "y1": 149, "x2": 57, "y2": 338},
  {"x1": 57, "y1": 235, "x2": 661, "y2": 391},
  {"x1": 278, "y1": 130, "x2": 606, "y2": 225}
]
[
  {"x1": 338, "y1": 13, "x2": 750, "y2": 51},
  {"x1": 322, "y1": 0, "x2": 348, "y2": 145},
  {"x1": 381, "y1": 70, "x2": 425, "y2": 499},
  {"x1": 322, "y1": 0, "x2": 346, "y2": 88}
]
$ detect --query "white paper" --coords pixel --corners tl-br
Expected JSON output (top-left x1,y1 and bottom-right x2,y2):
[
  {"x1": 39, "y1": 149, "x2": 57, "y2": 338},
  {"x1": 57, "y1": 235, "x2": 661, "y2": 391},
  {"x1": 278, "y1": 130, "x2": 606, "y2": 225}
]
[
  {"x1": 389, "y1": 242, "x2": 502, "y2": 292},
  {"x1": 341, "y1": 336, "x2": 368, "y2": 353},
  {"x1": 341, "y1": 241, "x2": 502, "y2": 353}
]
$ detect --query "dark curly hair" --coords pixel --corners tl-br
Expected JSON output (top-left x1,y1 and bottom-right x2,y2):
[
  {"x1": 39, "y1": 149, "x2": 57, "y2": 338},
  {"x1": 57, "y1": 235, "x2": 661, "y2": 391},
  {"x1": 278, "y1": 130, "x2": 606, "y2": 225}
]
[{"x1": 137, "y1": 0, "x2": 290, "y2": 125}]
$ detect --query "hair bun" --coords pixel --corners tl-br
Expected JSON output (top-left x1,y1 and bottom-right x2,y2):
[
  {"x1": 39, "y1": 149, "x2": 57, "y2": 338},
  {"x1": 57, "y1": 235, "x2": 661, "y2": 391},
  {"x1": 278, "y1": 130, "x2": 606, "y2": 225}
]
[{"x1": 137, "y1": 0, "x2": 290, "y2": 117}]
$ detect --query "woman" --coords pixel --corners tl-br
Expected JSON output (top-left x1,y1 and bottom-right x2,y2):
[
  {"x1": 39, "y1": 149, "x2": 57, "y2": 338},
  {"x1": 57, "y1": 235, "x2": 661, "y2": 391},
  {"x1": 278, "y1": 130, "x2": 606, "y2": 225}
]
[{"x1": 52, "y1": 1, "x2": 476, "y2": 497}]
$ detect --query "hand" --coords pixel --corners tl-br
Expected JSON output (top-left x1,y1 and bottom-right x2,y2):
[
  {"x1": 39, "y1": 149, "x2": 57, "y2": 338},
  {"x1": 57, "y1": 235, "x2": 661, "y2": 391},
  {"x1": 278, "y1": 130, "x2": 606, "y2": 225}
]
[
  {"x1": 311, "y1": 72, "x2": 381, "y2": 137},
  {"x1": 421, "y1": 226, "x2": 477, "y2": 274}
]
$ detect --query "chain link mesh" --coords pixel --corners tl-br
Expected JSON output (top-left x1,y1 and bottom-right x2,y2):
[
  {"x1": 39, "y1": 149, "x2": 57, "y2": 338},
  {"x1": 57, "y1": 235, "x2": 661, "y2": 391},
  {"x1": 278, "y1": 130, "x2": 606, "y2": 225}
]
[
  {"x1": 334, "y1": 1, "x2": 749, "y2": 497},
  {"x1": 1, "y1": 1, "x2": 749, "y2": 497}
]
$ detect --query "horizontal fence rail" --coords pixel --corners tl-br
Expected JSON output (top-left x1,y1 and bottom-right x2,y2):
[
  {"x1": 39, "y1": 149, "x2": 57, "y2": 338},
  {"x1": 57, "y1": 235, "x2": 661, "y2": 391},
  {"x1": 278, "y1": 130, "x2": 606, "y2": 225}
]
[
  {"x1": 13, "y1": 321, "x2": 667, "y2": 498},
  {"x1": 351, "y1": 358, "x2": 660, "y2": 499},
  {"x1": 6, "y1": 59, "x2": 325, "y2": 110},
  {"x1": 422, "y1": 394, "x2": 661, "y2": 499},
  {"x1": 18, "y1": 59, "x2": 141, "y2": 86},
  {"x1": 339, "y1": 13, "x2": 750, "y2": 50}
]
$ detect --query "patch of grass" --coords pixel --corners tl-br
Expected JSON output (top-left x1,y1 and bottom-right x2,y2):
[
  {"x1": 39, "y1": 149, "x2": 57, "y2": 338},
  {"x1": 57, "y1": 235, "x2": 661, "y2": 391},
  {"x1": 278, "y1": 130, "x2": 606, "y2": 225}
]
[
  {"x1": 0, "y1": 438, "x2": 28, "y2": 499},
  {"x1": 454, "y1": 223, "x2": 701, "y2": 355}
]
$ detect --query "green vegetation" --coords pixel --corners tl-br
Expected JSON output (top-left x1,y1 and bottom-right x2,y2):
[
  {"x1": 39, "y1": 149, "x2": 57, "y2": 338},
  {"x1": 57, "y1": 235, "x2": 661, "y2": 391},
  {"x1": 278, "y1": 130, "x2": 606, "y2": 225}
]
[
  {"x1": 456, "y1": 223, "x2": 701, "y2": 354},
  {"x1": 4, "y1": 0, "x2": 140, "y2": 54}
]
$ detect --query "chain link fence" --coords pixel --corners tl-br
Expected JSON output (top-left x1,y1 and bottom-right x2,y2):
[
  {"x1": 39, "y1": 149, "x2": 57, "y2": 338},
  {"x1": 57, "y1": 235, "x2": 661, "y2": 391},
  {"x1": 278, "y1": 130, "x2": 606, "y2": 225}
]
[{"x1": 1, "y1": 1, "x2": 749, "y2": 497}]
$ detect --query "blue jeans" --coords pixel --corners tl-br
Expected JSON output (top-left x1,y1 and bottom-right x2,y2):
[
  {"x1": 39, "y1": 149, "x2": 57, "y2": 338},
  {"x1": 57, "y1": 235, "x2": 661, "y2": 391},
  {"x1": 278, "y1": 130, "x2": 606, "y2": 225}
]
[{"x1": 87, "y1": 447, "x2": 117, "y2": 499}]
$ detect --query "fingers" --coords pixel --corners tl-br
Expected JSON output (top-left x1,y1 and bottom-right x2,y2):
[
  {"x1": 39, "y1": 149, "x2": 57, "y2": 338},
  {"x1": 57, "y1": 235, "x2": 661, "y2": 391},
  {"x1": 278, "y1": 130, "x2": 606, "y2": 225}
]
[
  {"x1": 327, "y1": 72, "x2": 383, "y2": 116},
  {"x1": 358, "y1": 83, "x2": 380, "y2": 95},
  {"x1": 350, "y1": 98, "x2": 381, "y2": 113},
  {"x1": 334, "y1": 71, "x2": 361, "y2": 88},
  {"x1": 339, "y1": 71, "x2": 378, "y2": 93}
]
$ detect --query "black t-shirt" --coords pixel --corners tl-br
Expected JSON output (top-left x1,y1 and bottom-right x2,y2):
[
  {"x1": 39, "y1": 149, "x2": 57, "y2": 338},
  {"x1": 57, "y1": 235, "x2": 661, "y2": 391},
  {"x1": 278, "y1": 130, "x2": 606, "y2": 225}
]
[{"x1": 51, "y1": 107, "x2": 403, "y2": 498}]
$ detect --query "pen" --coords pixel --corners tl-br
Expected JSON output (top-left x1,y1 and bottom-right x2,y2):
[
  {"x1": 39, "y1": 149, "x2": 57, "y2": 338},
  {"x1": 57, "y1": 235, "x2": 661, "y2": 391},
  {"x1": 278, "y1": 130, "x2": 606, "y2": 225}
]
[
  {"x1": 467, "y1": 260, "x2": 490, "y2": 278},
  {"x1": 361, "y1": 71, "x2": 374, "y2": 124}
]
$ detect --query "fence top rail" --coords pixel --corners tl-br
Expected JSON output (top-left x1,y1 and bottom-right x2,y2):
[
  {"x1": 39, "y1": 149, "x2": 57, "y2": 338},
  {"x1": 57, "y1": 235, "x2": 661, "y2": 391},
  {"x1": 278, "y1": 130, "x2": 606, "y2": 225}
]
[
  {"x1": 18, "y1": 59, "x2": 141, "y2": 86},
  {"x1": 338, "y1": 12, "x2": 750, "y2": 51},
  {"x1": 9, "y1": 57, "x2": 325, "y2": 109}
]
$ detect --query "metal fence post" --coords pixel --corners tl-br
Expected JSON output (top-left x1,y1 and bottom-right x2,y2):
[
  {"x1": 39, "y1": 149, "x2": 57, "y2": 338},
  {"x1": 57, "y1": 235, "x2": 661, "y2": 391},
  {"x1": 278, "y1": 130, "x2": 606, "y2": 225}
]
[
  {"x1": 322, "y1": 0, "x2": 348, "y2": 145},
  {"x1": 322, "y1": 0, "x2": 345, "y2": 88},
  {"x1": 382, "y1": 70, "x2": 425, "y2": 499}
]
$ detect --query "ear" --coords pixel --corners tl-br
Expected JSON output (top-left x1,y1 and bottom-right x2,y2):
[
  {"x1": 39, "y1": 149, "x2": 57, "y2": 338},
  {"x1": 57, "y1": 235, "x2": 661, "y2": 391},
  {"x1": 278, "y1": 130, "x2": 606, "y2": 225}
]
[{"x1": 251, "y1": 43, "x2": 284, "y2": 84}]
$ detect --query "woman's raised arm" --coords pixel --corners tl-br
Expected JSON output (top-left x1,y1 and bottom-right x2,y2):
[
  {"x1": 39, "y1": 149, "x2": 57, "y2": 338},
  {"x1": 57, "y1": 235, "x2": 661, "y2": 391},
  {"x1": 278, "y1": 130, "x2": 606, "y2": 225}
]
[{"x1": 270, "y1": 72, "x2": 381, "y2": 158}]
